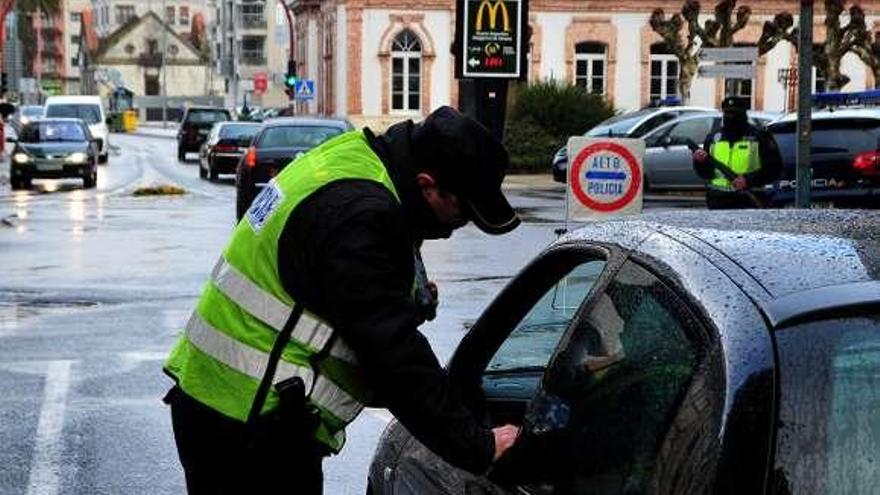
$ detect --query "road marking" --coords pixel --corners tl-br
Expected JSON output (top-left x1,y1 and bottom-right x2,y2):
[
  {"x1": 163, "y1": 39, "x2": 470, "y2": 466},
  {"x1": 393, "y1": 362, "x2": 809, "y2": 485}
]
[{"x1": 26, "y1": 360, "x2": 73, "y2": 495}]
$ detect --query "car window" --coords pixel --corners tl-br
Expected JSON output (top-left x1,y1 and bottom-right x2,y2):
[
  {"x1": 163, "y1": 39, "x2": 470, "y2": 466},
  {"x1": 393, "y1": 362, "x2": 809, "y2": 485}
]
[
  {"x1": 772, "y1": 314, "x2": 880, "y2": 495},
  {"x1": 45, "y1": 104, "x2": 101, "y2": 124},
  {"x1": 513, "y1": 261, "x2": 713, "y2": 493},
  {"x1": 20, "y1": 121, "x2": 87, "y2": 142},
  {"x1": 486, "y1": 260, "x2": 607, "y2": 373},
  {"x1": 666, "y1": 117, "x2": 714, "y2": 147},
  {"x1": 770, "y1": 118, "x2": 880, "y2": 167},
  {"x1": 185, "y1": 110, "x2": 230, "y2": 124},
  {"x1": 257, "y1": 126, "x2": 343, "y2": 148},
  {"x1": 586, "y1": 110, "x2": 655, "y2": 137},
  {"x1": 630, "y1": 112, "x2": 678, "y2": 138},
  {"x1": 22, "y1": 106, "x2": 43, "y2": 117},
  {"x1": 220, "y1": 124, "x2": 261, "y2": 140}
]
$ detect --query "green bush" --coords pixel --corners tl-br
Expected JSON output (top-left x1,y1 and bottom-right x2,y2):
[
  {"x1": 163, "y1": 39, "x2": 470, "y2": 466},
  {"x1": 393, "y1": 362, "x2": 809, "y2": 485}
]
[{"x1": 504, "y1": 80, "x2": 615, "y2": 172}]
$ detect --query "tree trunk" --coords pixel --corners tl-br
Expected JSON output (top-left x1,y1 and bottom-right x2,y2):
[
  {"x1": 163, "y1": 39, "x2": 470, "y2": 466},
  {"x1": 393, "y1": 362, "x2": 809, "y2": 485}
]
[{"x1": 679, "y1": 56, "x2": 699, "y2": 102}]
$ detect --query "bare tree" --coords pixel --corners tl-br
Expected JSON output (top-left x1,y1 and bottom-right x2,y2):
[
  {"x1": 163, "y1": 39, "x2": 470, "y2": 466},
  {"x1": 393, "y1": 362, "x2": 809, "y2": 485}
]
[
  {"x1": 757, "y1": 13, "x2": 798, "y2": 55},
  {"x1": 816, "y1": 0, "x2": 863, "y2": 90},
  {"x1": 845, "y1": 4, "x2": 880, "y2": 88}
]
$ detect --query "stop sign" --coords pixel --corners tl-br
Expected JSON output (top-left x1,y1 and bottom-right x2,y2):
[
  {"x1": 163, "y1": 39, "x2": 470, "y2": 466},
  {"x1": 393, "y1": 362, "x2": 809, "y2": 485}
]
[{"x1": 253, "y1": 73, "x2": 268, "y2": 94}]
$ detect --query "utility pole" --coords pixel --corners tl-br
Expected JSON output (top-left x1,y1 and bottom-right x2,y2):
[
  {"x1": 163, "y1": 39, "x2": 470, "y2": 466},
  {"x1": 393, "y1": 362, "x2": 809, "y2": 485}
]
[
  {"x1": 795, "y1": 0, "x2": 813, "y2": 208},
  {"x1": 161, "y1": 0, "x2": 169, "y2": 128}
]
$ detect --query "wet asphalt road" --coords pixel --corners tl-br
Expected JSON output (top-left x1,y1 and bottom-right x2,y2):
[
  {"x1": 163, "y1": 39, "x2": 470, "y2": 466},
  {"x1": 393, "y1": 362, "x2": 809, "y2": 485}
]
[{"x1": 0, "y1": 130, "x2": 704, "y2": 494}]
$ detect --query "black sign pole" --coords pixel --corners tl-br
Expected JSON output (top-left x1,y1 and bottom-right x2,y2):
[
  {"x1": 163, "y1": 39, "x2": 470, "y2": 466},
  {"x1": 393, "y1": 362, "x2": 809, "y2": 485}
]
[{"x1": 454, "y1": 0, "x2": 528, "y2": 142}]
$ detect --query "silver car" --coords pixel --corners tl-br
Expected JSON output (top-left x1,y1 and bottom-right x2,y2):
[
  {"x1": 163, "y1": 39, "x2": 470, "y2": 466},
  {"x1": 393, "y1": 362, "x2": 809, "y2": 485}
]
[{"x1": 640, "y1": 111, "x2": 779, "y2": 191}]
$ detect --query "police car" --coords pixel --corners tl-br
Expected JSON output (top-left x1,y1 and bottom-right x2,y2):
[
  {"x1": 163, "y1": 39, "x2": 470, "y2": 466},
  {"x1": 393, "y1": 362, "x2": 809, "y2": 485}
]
[
  {"x1": 368, "y1": 209, "x2": 880, "y2": 495},
  {"x1": 767, "y1": 90, "x2": 880, "y2": 207}
]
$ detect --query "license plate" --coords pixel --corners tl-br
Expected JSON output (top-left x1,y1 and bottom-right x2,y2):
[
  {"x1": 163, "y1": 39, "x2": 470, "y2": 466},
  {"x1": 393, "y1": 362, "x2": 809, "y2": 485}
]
[{"x1": 36, "y1": 163, "x2": 62, "y2": 171}]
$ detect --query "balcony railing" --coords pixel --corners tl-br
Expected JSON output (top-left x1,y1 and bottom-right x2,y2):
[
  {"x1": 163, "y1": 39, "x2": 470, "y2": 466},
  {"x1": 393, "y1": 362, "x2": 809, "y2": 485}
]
[
  {"x1": 239, "y1": 12, "x2": 265, "y2": 29},
  {"x1": 240, "y1": 49, "x2": 265, "y2": 66}
]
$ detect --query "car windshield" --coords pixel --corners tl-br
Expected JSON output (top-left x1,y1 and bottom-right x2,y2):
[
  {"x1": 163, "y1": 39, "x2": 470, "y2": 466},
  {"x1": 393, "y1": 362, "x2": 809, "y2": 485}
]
[
  {"x1": 257, "y1": 125, "x2": 344, "y2": 149},
  {"x1": 45, "y1": 104, "x2": 101, "y2": 124},
  {"x1": 20, "y1": 122, "x2": 86, "y2": 142},
  {"x1": 219, "y1": 124, "x2": 261, "y2": 139},
  {"x1": 773, "y1": 314, "x2": 880, "y2": 493},
  {"x1": 186, "y1": 110, "x2": 230, "y2": 124},
  {"x1": 586, "y1": 110, "x2": 654, "y2": 137},
  {"x1": 21, "y1": 106, "x2": 43, "y2": 118}
]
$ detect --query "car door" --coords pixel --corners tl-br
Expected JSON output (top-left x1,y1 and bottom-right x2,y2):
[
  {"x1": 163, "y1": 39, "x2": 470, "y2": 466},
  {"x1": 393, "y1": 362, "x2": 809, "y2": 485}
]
[
  {"x1": 488, "y1": 259, "x2": 720, "y2": 494},
  {"x1": 646, "y1": 116, "x2": 717, "y2": 190}
]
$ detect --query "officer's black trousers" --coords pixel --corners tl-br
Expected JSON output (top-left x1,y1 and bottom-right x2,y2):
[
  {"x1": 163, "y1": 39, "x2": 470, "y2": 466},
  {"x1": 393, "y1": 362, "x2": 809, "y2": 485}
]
[{"x1": 165, "y1": 387, "x2": 326, "y2": 494}]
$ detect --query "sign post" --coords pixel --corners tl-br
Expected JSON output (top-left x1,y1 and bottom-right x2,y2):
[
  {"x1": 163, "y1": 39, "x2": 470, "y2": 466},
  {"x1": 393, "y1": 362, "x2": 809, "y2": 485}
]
[
  {"x1": 796, "y1": 1, "x2": 813, "y2": 208},
  {"x1": 566, "y1": 137, "x2": 645, "y2": 223},
  {"x1": 697, "y1": 46, "x2": 758, "y2": 99}
]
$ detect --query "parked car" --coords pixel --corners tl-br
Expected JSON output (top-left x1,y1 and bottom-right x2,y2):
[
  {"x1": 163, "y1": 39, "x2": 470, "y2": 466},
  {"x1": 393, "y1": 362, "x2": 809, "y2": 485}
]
[
  {"x1": 553, "y1": 110, "x2": 778, "y2": 187},
  {"x1": 8, "y1": 118, "x2": 99, "y2": 190},
  {"x1": 177, "y1": 106, "x2": 232, "y2": 162},
  {"x1": 767, "y1": 108, "x2": 880, "y2": 207},
  {"x1": 43, "y1": 95, "x2": 109, "y2": 164},
  {"x1": 637, "y1": 111, "x2": 779, "y2": 191},
  {"x1": 551, "y1": 106, "x2": 715, "y2": 182},
  {"x1": 368, "y1": 209, "x2": 880, "y2": 494},
  {"x1": 235, "y1": 117, "x2": 353, "y2": 220},
  {"x1": 198, "y1": 122, "x2": 262, "y2": 181},
  {"x1": 10, "y1": 105, "x2": 44, "y2": 133}
]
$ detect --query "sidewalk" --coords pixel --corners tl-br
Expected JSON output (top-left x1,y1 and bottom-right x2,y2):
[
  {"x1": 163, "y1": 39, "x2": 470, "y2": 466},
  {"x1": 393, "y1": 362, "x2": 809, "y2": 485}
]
[{"x1": 131, "y1": 122, "x2": 178, "y2": 140}]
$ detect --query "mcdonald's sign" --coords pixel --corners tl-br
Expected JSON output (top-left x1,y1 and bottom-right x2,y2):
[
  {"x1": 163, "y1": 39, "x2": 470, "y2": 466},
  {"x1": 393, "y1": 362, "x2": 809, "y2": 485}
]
[
  {"x1": 458, "y1": 0, "x2": 526, "y2": 79},
  {"x1": 474, "y1": 0, "x2": 510, "y2": 32}
]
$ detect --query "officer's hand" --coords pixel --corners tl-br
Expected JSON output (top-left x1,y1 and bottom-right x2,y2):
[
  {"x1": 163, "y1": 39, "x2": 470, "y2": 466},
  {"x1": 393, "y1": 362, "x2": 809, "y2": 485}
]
[
  {"x1": 693, "y1": 149, "x2": 708, "y2": 163},
  {"x1": 732, "y1": 176, "x2": 748, "y2": 190},
  {"x1": 427, "y1": 281, "x2": 438, "y2": 305},
  {"x1": 492, "y1": 424, "x2": 520, "y2": 461}
]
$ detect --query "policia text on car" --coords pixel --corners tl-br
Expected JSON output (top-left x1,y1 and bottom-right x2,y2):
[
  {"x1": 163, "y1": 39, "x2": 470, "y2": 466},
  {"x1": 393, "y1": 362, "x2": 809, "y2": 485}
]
[
  {"x1": 692, "y1": 97, "x2": 783, "y2": 209},
  {"x1": 162, "y1": 106, "x2": 522, "y2": 493}
]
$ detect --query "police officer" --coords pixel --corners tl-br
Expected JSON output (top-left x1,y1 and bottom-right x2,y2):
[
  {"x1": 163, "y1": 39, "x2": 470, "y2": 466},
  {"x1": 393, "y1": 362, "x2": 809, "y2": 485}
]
[
  {"x1": 163, "y1": 106, "x2": 521, "y2": 494},
  {"x1": 692, "y1": 96, "x2": 782, "y2": 209}
]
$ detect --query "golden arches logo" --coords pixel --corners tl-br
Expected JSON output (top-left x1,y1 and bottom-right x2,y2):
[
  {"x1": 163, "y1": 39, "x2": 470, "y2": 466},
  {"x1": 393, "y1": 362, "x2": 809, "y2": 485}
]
[{"x1": 475, "y1": 0, "x2": 510, "y2": 32}]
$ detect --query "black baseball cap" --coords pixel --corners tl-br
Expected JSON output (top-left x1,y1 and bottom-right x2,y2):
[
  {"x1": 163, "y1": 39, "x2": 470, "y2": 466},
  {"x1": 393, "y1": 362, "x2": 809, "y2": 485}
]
[{"x1": 411, "y1": 106, "x2": 520, "y2": 235}]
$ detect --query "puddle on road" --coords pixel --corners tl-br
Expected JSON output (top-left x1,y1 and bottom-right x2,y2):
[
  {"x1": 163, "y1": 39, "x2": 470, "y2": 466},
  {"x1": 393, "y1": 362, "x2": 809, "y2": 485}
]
[{"x1": 0, "y1": 292, "x2": 103, "y2": 332}]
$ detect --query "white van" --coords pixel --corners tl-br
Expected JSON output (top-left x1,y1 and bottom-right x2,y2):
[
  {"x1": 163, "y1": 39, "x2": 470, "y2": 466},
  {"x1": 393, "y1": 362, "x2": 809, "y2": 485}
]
[{"x1": 43, "y1": 96, "x2": 110, "y2": 163}]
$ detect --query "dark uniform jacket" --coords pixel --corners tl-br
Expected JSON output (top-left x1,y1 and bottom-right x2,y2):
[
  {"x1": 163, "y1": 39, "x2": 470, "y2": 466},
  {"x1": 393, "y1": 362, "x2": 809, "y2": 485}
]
[{"x1": 694, "y1": 125, "x2": 783, "y2": 189}]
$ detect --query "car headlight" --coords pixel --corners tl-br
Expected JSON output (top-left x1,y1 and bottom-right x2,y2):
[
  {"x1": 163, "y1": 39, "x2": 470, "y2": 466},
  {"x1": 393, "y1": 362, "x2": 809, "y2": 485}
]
[
  {"x1": 12, "y1": 153, "x2": 30, "y2": 164},
  {"x1": 66, "y1": 152, "x2": 88, "y2": 164},
  {"x1": 20, "y1": 117, "x2": 30, "y2": 125}
]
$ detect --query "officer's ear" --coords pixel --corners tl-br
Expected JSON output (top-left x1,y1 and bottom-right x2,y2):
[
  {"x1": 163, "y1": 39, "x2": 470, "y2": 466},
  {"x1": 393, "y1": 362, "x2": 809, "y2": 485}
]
[{"x1": 416, "y1": 172, "x2": 444, "y2": 204}]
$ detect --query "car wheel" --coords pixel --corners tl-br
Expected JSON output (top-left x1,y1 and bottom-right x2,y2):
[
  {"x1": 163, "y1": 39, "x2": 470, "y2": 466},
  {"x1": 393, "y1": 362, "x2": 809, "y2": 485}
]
[
  {"x1": 199, "y1": 162, "x2": 207, "y2": 179},
  {"x1": 178, "y1": 146, "x2": 186, "y2": 162},
  {"x1": 83, "y1": 167, "x2": 97, "y2": 189},
  {"x1": 235, "y1": 165, "x2": 255, "y2": 222},
  {"x1": 209, "y1": 164, "x2": 219, "y2": 182},
  {"x1": 11, "y1": 176, "x2": 31, "y2": 190},
  {"x1": 98, "y1": 152, "x2": 108, "y2": 164}
]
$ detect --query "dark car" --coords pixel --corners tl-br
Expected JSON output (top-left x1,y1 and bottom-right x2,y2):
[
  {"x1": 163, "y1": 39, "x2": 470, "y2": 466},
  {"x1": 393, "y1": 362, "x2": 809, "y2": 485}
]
[
  {"x1": 235, "y1": 117, "x2": 352, "y2": 220},
  {"x1": 767, "y1": 108, "x2": 880, "y2": 207},
  {"x1": 177, "y1": 107, "x2": 232, "y2": 162},
  {"x1": 10, "y1": 105, "x2": 44, "y2": 133},
  {"x1": 8, "y1": 118, "x2": 99, "y2": 190},
  {"x1": 198, "y1": 122, "x2": 262, "y2": 181},
  {"x1": 368, "y1": 209, "x2": 880, "y2": 494}
]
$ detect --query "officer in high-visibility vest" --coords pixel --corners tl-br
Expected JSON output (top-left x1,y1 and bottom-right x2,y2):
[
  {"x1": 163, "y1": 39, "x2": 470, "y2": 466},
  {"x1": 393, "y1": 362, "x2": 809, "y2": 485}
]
[
  {"x1": 692, "y1": 96, "x2": 782, "y2": 209},
  {"x1": 163, "y1": 106, "x2": 521, "y2": 494}
]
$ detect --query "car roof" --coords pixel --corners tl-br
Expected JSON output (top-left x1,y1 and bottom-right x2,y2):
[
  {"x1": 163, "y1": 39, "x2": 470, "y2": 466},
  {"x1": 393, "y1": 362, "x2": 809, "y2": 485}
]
[
  {"x1": 560, "y1": 209, "x2": 880, "y2": 328},
  {"x1": 641, "y1": 110, "x2": 781, "y2": 138},
  {"x1": 773, "y1": 107, "x2": 880, "y2": 124},
  {"x1": 262, "y1": 117, "x2": 350, "y2": 128},
  {"x1": 44, "y1": 96, "x2": 101, "y2": 104},
  {"x1": 27, "y1": 117, "x2": 85, "y2": 124}
]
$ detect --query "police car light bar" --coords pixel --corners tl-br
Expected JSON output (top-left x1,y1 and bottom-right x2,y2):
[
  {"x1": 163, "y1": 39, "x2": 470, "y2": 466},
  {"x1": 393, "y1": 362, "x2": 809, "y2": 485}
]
[{"x1": 813, "y1": 89, "x2": 880, "y2": 107}]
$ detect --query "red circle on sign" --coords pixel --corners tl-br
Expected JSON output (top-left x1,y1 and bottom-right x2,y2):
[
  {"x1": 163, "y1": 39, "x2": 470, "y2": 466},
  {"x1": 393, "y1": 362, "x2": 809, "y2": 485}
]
[{"x1": 569, "y1": 142, "x2": 642, "y2": 212}]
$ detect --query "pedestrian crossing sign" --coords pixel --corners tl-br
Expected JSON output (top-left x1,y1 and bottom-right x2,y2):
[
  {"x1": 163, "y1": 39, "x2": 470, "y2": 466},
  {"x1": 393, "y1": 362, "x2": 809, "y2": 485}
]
[{"x1": 294, "y1": 80, "x2": 315, "y2": 101}]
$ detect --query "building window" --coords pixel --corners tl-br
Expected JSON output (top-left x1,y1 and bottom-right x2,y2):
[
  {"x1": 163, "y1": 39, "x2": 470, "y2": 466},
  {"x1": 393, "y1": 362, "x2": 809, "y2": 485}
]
[
  {"x1": 574, "y1": 42, "x2": 607, "y2": 96},
  {"x1": 650, "y1": 43, "x2": 679, "y2": 103},
  {"x1": 180, "y1": 6, "x2": 190, "y2": 26},
  {"x1": 390, "y1": 29, "x2": 422, "y2": 112},
  {"x1": 166, "y1": 6, "x2": 176, "y2": 25},
  {"x1": 115, "y1": 5, "x2": 135, "y2": 25},
  {"x1": 147, "y1": 39, "x2": 159, "y2": 55},
  {"x1": 241, "y1": 36, "x2": 266, "y2": 65},
  {"x1": 240, "y1": 0, "x2": 265, "y2": 28},
  {"x1": 71, "y1": 57, "x2": 78, "y2": 67},
  {"x1": 722, "y1": 45, "x2": 755, "y2": 109},
  {"x1": 71, "y1": 35, "x2": 81, "y2": 45},
  {"x1": 71, "y1": 12, "x2": 81, "y2": 23}
]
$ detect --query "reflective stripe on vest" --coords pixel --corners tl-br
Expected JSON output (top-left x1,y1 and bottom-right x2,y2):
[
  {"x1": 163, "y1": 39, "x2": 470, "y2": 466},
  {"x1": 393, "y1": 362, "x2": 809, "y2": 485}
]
[
  {"x1": 709, "y1": 138, "x2": 762, "y2": 191},
  {"x1": 164, "y1": 130, "x2": 397, "y2": 453}
]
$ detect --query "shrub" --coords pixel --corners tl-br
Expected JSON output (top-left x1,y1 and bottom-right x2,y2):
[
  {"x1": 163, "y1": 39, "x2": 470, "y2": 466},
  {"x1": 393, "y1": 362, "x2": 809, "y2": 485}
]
[{"x1": 504, "y1": 80, "x2": 615, "y2": 171}]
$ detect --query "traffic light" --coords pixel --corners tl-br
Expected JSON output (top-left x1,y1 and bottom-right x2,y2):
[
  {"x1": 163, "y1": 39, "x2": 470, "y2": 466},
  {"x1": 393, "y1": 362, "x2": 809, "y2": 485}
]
[
  {"x1": 1, "y1": 72, "x2": 8, "y2": 95},
  {"x1": 284, "y1": 59, "x2": 297, "y2": 99}
]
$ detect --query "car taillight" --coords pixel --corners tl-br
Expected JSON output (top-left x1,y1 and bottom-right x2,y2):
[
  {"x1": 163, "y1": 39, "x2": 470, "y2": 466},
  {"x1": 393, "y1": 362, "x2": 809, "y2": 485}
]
[
  {"x1": 215, "y1": 144, "x2": 237, "y2": 153},
  {"x1": 853, "y1": 151, "x2": 880, "y2": 176},
  {"x1": 245, "y1": 147, "x2": 257, "y2": 169}
]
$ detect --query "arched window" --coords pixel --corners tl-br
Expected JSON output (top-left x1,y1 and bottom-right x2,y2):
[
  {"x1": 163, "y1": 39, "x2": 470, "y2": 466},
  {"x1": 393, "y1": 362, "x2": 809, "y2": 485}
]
[
  {"x1": 650, "y1": 42, "x2": 679, "y2": 103},
  {"x1": 391, "y1": 29, "x2": 422, "y2": 112},
  {"x1": 575, "y1": 42, "x2": 607, "y2": 95}
]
